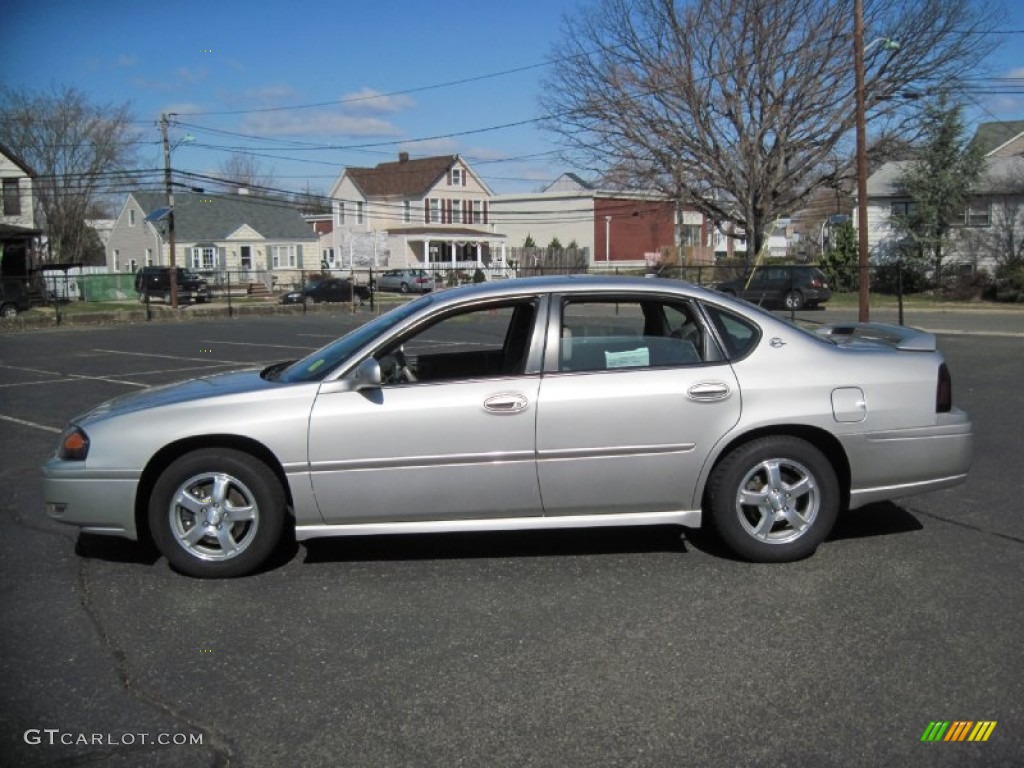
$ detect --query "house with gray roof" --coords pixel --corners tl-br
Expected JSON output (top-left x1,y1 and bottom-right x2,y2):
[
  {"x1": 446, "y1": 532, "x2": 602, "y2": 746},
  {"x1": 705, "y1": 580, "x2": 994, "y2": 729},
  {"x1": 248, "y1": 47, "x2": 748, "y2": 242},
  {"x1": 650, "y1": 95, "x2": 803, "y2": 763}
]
[
  {"x1": 1, "y1": 141, "x2": 41, "y2": 281},
  {"x1": 861, "y1": 120, "x2": 1024, "y2": 274},
  {"x1": 329, "y1": 152, "x2": 509, "y2": 275},
  {"x1": 106, "y1": 190, "x2": 318, "y2": 288}
]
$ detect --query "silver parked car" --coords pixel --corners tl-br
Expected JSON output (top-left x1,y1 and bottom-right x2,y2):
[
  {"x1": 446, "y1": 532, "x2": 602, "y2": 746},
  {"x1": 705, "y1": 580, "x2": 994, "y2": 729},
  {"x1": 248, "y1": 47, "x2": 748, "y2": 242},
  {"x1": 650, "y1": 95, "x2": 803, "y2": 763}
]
[
  {"x1": 42, "y1": 276, "x2": 972, "y2": 577},
  {"x1": 375, "y1": 268, "x2": 435, "y2": 293}
]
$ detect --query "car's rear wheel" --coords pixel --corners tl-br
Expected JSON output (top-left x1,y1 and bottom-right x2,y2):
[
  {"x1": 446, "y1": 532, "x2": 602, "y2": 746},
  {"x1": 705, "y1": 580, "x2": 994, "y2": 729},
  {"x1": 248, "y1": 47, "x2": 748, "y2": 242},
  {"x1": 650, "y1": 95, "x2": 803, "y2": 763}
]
[
  {"x1": 399, "y1": 282, "x2": 410, "y2": 293},
  {"x1": 149, "y1": 449, "x2": 286, "y2": 578},
  {"x1": 783, "y1": 290, "x2": 805, "y2": 310},
  {"x1": 1, "y1": 303, "x2": 18, "y2": 318},
  {"x1": 707, "y1": 436, "x2": 838, "y2": 562}
]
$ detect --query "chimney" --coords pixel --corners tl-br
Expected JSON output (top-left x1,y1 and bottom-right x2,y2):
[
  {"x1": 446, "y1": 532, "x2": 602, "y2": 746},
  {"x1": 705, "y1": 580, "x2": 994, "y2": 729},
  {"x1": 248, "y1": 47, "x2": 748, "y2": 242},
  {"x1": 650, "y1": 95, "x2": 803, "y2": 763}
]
[{"x1": 398, "y1": 152, "x2": 409, "y2": 163}]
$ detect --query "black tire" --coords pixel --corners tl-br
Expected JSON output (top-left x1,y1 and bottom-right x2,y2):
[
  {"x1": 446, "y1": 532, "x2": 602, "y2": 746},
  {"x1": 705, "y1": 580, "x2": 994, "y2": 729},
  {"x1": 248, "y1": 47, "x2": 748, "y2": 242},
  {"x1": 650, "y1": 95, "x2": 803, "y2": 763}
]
[
  {"x1": 1, "y1": 303, "x2": 17, "y2": 319},
  {"x1": 163, "y1": 291, "x2": 171, "y2": 304},
  {"x1": 706, "y1": 436, "x2": 838, "y2": 562},
  {"x1": 148, "y1": 448, "x2": 286, "y2": 578},
  {"x1": 783, "y1": 290, "x2": 805, "y2": 311},
  {"x1": 399, "y1": 282, "x2": 410, "y2": 294}
]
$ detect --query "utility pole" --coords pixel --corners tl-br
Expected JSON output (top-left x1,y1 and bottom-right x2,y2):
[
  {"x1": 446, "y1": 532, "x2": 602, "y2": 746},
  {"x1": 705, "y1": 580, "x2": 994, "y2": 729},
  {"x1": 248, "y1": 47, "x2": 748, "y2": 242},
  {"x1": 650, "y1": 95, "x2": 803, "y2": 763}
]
[
  {"x1": 854, "y1": 0, "x2": 870, "y2": 322},
  {"x1": 160, "y1": 113, "x2": 179, "y2": 309}
]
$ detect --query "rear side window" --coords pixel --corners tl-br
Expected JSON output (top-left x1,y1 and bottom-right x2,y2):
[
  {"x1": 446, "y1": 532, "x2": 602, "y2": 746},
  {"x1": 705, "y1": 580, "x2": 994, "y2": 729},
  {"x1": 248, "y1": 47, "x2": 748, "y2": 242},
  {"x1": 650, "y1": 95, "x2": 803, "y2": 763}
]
[
  {"x1": 557, "y1": 296, "x2": 707, "y2": 372},
  {"x1": 702, "y1": 304, "x2": 761, "y2": 360}
]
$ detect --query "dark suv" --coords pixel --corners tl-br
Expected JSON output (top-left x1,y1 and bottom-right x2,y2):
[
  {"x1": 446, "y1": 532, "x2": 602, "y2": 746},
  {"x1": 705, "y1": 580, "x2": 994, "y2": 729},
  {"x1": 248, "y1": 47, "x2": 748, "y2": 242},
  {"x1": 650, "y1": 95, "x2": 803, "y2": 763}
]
[
  {"x1": 0, "y1": 280, "x2": 31, "y2": 318},
  {"x1": 135, "y1": 267, "x2": 212, "y2": 304},
  {"x1": 716, "y1": 266, "x2": 831, "y2": 310}
]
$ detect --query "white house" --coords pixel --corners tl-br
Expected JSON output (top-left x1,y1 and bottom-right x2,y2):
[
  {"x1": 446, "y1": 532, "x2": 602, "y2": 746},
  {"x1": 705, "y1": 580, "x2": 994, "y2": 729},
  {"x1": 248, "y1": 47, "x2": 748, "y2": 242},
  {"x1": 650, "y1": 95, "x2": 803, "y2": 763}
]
[{"x1": 329, "y1": 153, "x2": 508, "y2": 274}]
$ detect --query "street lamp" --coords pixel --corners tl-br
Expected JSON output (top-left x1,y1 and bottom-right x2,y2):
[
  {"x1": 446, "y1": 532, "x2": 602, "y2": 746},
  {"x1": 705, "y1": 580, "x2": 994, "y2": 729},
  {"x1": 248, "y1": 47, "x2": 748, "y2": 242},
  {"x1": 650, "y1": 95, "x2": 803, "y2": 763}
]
[
  {"x1": 159, "y1": 114, "x2": 194, "y2": 308},
  {"x1": 854, "y1": 0, "x2": 900, "y2": 322},
  {"x1": 605, "y1": 215, "x2": 612, "y2": 263}
]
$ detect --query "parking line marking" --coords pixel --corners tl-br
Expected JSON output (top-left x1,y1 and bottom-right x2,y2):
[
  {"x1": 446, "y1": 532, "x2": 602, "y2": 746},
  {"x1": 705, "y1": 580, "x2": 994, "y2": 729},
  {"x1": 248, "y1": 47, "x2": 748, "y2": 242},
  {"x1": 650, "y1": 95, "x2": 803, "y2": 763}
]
[
  {"x1": 0, "y1": 414, "x2": 61, "y2": 434},
  {"x1": 117, "y1": 363, "x2": 248, "y2": 377},
  {"x1": 93, "y1": 349, "x2": 254, "y2": 365},
  {"x1": 201, "y1": 340, "x2": 318, "y2": 350},
  {"x1": 0, "y1": 379, "x2": 88, "y2": 388},
  {"x1": 0, "y1": 364, "x2": 147, "y2": 388}
]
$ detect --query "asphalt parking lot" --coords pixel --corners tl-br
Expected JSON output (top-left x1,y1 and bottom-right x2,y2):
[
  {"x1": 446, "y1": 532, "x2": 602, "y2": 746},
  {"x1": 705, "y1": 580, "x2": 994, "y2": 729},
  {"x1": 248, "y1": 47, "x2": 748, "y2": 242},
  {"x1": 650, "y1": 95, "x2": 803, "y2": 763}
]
[{"x1": 1, "y1": 306, "x2": 1022, "y2": 767}]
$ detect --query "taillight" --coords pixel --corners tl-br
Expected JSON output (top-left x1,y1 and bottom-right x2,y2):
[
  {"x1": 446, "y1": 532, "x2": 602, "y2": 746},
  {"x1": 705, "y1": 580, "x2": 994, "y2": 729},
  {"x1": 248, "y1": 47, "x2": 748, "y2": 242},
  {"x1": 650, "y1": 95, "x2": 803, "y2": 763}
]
[{"x1": 936, "y1": 363, "x2": 952, "y2": 413}]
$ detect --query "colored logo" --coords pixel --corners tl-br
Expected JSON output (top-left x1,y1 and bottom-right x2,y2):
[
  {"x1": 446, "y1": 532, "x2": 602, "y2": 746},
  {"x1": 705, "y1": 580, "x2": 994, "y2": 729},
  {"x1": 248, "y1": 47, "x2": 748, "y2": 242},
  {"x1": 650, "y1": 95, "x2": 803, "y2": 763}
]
[{"x1": 921, "y1": 721, "x2": 997, "y2": 742}]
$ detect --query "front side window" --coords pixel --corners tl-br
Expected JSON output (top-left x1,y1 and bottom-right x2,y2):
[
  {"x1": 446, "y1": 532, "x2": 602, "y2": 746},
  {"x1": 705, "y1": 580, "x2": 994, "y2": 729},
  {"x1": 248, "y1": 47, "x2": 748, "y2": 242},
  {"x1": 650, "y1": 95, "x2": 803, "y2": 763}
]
[
  {"x1": 376, "y1": 298, "x2": 538, "y2": 385},
  {"x1": 557, "y1": 297, "x2": 707, "y2": 373}
]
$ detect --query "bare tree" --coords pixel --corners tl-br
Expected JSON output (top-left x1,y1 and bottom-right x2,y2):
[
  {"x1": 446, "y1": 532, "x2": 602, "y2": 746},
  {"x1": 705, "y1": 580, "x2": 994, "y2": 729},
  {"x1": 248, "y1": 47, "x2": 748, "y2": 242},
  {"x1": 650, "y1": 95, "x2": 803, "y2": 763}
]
[
  {"x1": 215, "y1": 153, "x2": 277, "y2": 194},
  {"x1": 0, "y1": 84, "x2": 139, "y2": 263},
  {"x1": 541, "y1": 0, "x2": 1000, "y2": 260}
]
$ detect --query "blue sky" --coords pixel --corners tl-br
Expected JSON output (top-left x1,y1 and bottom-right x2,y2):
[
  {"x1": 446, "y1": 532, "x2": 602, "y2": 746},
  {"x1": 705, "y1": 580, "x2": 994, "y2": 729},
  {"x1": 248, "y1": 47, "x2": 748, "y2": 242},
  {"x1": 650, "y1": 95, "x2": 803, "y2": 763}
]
[{"x1": 2, "y1": 0, "x2": 1022, "y2": 196}]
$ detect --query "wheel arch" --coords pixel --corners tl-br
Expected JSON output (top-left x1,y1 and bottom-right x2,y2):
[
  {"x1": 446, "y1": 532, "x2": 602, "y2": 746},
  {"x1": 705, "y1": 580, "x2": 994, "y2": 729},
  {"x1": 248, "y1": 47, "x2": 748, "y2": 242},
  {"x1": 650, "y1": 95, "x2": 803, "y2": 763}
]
[
  {"x1": 700, "y1": 425, "x2": 851, "y2": 513},
  {"x1": 134, "y1": 434, "x2": 294, "y2": 545}
]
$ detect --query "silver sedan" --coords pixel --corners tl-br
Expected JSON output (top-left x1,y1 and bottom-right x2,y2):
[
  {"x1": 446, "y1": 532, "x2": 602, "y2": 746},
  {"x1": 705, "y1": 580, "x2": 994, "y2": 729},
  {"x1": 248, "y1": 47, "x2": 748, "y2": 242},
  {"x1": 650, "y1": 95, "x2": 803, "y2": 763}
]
[{"x1": 42, "y1": 276, "x2": 972, "y2": 577}]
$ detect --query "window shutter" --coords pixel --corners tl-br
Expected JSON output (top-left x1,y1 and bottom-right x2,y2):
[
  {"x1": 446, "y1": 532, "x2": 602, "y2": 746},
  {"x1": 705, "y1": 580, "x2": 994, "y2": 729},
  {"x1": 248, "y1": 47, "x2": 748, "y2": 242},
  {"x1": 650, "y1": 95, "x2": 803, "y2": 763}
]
[
  {"x1": 463, "y1": 200, "x2": 470, "y2": 223},
  {"x1": 462, "y1": 169, "x2": 466, "y2": 187},
  {"x1": 218, "y1": 247, "x2": 226, "y2": 269},
  {"x1": 447, "y1": 170, "x2": 452, "y2": 186},
  {"x1": 425, "y1": 199, "x2": 430, "y2": 224},
  {"x1": 483, "y1": 200, "x2": 488, "y2": 225},
  {"x1": 266, "y1": 247, "x2": 273, "y2": 271},
  {"x1": 296, "y1": 244, "x2": 304, "y2": 269}
]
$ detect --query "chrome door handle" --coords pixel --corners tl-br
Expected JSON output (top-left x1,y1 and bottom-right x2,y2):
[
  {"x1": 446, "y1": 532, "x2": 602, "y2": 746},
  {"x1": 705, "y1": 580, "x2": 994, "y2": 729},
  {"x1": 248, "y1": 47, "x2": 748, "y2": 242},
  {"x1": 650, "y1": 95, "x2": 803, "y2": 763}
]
[
  {"x1": 687, "y1": 382, "x2": 731, "y2": 401},
  {"x1": 483, "y1": 393, "x2": 529, "y2": 413}
]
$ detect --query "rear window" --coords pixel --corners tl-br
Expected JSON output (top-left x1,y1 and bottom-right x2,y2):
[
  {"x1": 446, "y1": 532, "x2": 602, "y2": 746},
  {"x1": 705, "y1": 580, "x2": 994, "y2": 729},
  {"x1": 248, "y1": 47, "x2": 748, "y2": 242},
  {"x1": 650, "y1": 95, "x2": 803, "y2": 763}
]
[{"x1": 702, "y1": 304, "x2": 761, "y2": 360}]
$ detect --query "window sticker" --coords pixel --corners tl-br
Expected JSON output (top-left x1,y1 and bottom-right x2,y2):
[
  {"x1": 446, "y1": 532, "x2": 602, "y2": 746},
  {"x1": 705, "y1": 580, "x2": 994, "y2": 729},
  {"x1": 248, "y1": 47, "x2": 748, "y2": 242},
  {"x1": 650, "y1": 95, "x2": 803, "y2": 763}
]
[{"x1": 605, "y1": 347, "x2": 649, "y2": 368}]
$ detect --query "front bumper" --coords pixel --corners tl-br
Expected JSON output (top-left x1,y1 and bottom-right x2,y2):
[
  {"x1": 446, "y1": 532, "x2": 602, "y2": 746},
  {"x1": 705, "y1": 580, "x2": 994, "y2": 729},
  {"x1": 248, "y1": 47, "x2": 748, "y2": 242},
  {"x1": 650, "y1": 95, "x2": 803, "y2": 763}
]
[{"x1": 42, "y1": 460, "x2": 140, "y2": 539}]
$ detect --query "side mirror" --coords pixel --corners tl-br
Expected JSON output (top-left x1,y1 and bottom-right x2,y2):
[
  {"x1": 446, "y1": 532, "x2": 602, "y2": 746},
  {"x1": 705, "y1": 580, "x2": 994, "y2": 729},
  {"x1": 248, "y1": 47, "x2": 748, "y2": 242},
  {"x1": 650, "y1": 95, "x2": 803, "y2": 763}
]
[{"x1": 350, "y1": 357, "x2": 382, "y2": 391}]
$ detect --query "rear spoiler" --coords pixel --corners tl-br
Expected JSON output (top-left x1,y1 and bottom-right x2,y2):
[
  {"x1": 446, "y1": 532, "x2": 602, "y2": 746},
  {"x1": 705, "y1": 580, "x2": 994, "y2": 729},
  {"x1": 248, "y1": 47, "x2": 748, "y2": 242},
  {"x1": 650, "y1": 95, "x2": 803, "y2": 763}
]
[{"x1": 815, "y1": 322, "x2": 936, "y2": 352}]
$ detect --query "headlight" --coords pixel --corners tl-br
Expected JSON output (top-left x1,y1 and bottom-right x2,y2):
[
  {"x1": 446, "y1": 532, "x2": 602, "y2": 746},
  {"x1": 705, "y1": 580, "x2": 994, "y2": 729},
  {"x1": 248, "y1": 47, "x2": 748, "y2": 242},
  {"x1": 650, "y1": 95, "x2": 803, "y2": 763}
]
[{"x1": 57, "y1": 426, "x2": 90, "y2": 461}]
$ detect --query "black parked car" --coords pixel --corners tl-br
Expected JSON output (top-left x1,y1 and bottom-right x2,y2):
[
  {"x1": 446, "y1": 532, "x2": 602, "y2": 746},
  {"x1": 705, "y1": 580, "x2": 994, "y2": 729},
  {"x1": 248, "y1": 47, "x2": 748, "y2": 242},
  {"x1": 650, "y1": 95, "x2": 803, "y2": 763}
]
[
  {"x1": 280, "y1": 278, "x2": 372, "y2": 306},
  {"x1": 716, "y1": 266, "x2": 831, "y2": 310},
  {"x1": 0, "y1": 280, "x2": 31, "y2": 318},
  {"x1": 135, "y1": 266, "x2": 212, "y2": 304}
]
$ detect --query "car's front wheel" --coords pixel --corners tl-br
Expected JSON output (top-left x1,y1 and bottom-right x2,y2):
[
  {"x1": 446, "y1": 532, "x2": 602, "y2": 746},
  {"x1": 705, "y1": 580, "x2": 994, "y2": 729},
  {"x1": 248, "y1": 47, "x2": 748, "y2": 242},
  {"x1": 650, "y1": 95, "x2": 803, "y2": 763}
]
[
  {"x1": 706, "y1": 436, "x2": 838, "y2": 562},
  {"x1": 1, "y1": 303, "x2": 18, "y2": 318},
  {"x1": 148, "y1": 449, "x2": 286, "y2": 578},
  {"x1": 399, "y1": 282, "x2": 410, "y2": 293}
]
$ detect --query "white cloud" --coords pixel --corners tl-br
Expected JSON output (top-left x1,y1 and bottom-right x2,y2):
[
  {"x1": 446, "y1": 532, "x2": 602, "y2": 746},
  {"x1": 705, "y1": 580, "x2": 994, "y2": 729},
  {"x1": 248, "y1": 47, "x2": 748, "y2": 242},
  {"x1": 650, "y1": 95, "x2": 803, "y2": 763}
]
[
  {"x1": 117, "y1": 54, "x2": 138, "y2": 69},
  {"x1": 340, "y1": 88, "x2": 416, "y2": 114},
  {"x1": 241, "y1": 111, "x2": 403, "y2": 138},
  {"x1": 398, "y1": 138, "x2": 459, "y2": 155}
]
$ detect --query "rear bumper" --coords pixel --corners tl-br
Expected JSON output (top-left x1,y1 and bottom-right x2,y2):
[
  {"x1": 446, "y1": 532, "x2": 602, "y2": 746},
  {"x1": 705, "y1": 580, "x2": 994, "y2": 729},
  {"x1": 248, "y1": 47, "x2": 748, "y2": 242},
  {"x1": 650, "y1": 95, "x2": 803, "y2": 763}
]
[{"x1": 841, "y1": 410, "x2": 973, "y2": 509}]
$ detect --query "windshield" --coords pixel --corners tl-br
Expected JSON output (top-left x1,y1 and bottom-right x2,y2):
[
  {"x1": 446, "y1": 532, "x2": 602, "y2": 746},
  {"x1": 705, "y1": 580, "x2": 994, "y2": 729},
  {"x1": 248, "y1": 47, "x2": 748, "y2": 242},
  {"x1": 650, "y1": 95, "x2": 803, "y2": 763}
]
[{"x1": 277, "y1": 295, "x2": 432, "y2": 382}]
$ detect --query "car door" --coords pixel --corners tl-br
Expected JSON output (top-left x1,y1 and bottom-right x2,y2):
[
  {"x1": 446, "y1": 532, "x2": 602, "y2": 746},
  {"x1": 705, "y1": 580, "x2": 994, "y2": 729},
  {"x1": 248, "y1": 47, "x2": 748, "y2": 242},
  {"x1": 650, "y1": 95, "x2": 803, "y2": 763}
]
[
  {"x1": 307, "y1": 296, "x2": 546, "y2": 524},
  {"x1": 535, "y1": 294, "x2": 742, "y2": 515}
]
